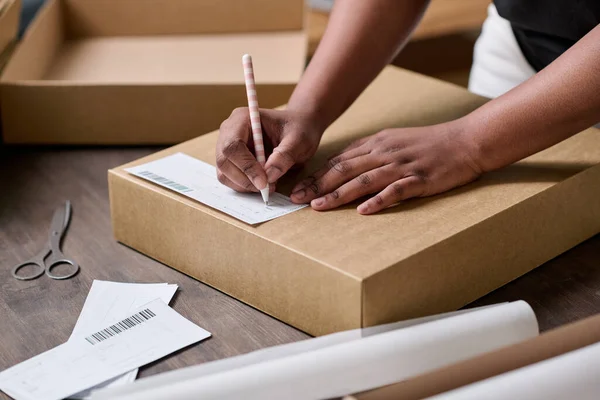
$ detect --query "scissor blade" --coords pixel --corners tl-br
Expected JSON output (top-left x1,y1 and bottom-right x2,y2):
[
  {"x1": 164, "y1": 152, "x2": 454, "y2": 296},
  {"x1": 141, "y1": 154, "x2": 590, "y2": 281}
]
[
  {"x1": 49, "y1": 201, "x2": 69, "y2": 239},
  {"x1": 63, "y1": 200, "x2": 72, "y2": 229}
]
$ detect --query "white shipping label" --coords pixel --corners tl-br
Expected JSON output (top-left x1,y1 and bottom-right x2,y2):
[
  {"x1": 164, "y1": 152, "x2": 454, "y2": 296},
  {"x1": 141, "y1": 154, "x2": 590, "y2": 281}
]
[{"x1": 125, "y1": 153, "x2": 307, "y2": 225}]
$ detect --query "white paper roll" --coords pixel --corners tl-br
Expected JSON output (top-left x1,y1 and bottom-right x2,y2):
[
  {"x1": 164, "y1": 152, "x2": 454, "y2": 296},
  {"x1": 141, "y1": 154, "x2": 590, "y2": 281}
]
[
  {"x1": 426, "y1": 341, "x2": 600, "y2": 400},
  {"x1": 93, "y1": 301, "x2": 537, "y2": 400}
]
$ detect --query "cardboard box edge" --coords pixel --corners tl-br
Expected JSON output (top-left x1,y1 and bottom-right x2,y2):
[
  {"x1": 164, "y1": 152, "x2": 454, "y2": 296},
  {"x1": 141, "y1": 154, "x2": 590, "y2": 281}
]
[
  {"x1": 109, "y1": 167, "x2": 364, "y2": 336},
  {"x1": 361, "y1": 163, "x2": 600, "y2": 327}
]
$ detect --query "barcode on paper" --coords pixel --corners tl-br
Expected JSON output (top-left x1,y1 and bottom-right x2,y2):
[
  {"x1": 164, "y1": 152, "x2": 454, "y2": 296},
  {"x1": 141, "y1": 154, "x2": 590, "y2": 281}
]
[
  {"x1": 137, "y1": 170, "x2": 193, "y2": 193},
  {"x1": 85, "y1": 309, "x2": 156, "y2": 345}
]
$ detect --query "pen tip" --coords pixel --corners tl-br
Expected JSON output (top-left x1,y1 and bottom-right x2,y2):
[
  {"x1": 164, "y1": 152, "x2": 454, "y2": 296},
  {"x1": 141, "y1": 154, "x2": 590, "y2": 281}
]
[{"x1": 260, "y1": 187, "x2": 269, "y2": 205}]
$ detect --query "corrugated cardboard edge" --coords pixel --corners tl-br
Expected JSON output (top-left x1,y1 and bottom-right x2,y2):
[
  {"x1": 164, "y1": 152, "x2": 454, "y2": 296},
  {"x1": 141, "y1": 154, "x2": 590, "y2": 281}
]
[
  {"x1": 362, "y1": 163, "x2": 600, "y2": 327},
  {"x1": 108, "y1": 170, "x2": 362, "y2": 336}
]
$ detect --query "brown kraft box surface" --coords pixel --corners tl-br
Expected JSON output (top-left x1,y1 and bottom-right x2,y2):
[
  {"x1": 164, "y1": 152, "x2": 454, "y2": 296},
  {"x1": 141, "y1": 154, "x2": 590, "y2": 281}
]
[
  {"x1": 0, "y1": 0, "x2": 20, "y2": 60},
  {"x1": 0, "y1": 0, "x2": 306, "y2": 144},
  {"x1": 347, "y1": 313, "x2": 600, "y2": 400},
  {"x1": 109, "y1": 66, "x2": 600, "y2": 336}
]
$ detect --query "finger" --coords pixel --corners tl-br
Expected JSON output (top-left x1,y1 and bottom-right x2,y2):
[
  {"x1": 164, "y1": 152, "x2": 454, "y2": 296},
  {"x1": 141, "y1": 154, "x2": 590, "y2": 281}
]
[
  {"x1": 216, "y1": 158, "x2": 257, "y2": 192},
  {"x1": 264, "y1": 140, "x2": 297, "y2": 184},
  {"x1": 338, "y1": 136, "x2": 370, "y2": 153},
  {"x1": 216, "y1": 168, "x2": 251, "y2": 193},
  {"x1": 290, "y1": 146, "x2": 371, "y2": 194},
  {"x1": 310, "y1": 165, "x2": 397, "y2": 211},
  {"x1": 221, "y1": 139, "x2": 268, "y2": 191},
  {"x1": 357, "y1": 175, "x2": 426, "y2": 215},
  {"x1": 291, "y1": 154, "x2": 382, "y2": 203}
]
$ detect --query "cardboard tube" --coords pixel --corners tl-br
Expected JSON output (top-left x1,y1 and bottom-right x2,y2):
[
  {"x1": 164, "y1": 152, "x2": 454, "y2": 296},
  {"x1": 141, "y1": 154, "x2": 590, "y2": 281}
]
[
  {"x1": 346, "y1": 313, "x2": 600, "y2": 400},
  {"x1": 93, "y1": 301, "x2": 537, "y2": 400},
  {"x1": 427, "y1": 341, "x2": 600, "y2": 400}
]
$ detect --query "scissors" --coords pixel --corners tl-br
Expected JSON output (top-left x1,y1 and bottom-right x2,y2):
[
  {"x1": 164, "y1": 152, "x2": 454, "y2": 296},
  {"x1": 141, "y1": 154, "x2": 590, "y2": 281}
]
[{"x1": 12, "y1": 201, "x2": 80, "y2": 281}]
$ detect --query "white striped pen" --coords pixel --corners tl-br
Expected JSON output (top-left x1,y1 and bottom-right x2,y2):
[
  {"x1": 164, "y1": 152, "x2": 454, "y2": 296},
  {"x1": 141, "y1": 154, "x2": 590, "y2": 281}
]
[{"x1": 242, "y1": 54, "x2": 269, "y2": 205}]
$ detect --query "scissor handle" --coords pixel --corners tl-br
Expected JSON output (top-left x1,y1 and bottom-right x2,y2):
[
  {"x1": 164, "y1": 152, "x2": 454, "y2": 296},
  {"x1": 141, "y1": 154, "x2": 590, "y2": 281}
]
[
  {"x1": 45, "y1": 258, "x2": 80, "y2": 280},
  {"x1": 12, "y1": 260, "x2": 46, "y2": 281}
]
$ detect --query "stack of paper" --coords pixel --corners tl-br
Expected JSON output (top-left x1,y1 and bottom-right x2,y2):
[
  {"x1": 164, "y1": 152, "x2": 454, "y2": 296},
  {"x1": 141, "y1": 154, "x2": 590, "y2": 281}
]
[
  {"x1": 69, "y1": 281, "x2": 179, "y2": 398},
  {"x1": 0, "y1": 280, "x2": 211, "y2": 400}
]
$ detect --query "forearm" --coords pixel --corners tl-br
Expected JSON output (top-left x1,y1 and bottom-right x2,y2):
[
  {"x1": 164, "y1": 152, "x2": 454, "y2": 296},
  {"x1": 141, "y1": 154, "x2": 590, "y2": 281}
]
[
  {"x1": 464, "y1": 25, "x2": 600, "y2": 172},
  {"x1": 288, "y1": 0, "x2": 430, "y2": 130}
]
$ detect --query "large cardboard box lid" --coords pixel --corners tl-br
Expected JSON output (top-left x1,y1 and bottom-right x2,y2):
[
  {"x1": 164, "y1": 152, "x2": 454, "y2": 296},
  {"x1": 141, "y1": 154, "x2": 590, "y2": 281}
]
[
  {"x1": 0, "y1": 0, "x2": 306, "y2": 144},
  {"x1": 109, "y1": 66, "x2": 600, "y2": 335}
]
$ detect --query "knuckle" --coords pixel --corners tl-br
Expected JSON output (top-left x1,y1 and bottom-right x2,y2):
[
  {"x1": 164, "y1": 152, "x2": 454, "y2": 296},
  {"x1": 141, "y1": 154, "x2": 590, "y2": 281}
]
[
  {"x1": 327, "y1": 156, "x2": 341, "y2": 169},
  {"x1": 308, "y1": 182, "x2": 320, "y2": 195},
  {"x1": 219, "y1": 119, "x2": 229, "y2": 131},
  {"x1": 231, "y1": 107, "x2": 248, "y2": 117},
  {"x1": 330, "y1": 190, "x2": 340, "y2": 200},
  {"x1": 244, "y1": 181, "x2": 256, "y2": 191},
  {"x1": 215, "y1": 154, "x2": 228, "y2": 168},
  {"x1": 382, "y1": 145, "x2": 403, "y2": 154},
  {"x1": 407, "y1": 169, "x2": 428, "y2": 186},
  {"x1": 374, "y1": 130, "x2": 389, "y2": 142},
  {"x1": 241, "y1": 161, "x2": 258, "y2": 177},
  {"x1": 391, "y1": 182, "x2": 405, "y2": 196},
  {"x1": 275, "y1": 147, "x2": 296, "y2": 166},
  {"x1": 222, "y1": 139, "x2": 244, "y2": 157},
  {"x1": 332, "y1": 160, "x2": 350, "y2": 174},
  {"x1": 216, "y1": 171, "x2": 227, "y2": 184},
  {"x1": 356, "y1": 173, "x2": 372, "y2": 186},
  {"x1": 393, "y1": 156, "x2": 412, "y2": 166},
  {"x1": 374, "y1": 195, "x2": 384, "y2": 206}
]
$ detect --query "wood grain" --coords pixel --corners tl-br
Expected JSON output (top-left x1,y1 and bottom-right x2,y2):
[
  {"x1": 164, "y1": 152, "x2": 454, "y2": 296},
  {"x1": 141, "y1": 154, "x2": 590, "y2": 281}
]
[
  {"x1": 1, "y1": 146, "x2": 599, "y2": 399},
  {"x1": 0, "y1": 146, "x2": 308, "y2": 400}
]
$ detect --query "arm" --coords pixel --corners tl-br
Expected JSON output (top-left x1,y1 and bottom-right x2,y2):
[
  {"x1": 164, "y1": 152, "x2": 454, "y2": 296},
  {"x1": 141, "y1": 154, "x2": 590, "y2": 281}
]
[
  {"x1": 464, "y1": 24, "x2": 600, "y2": 172},
  {"x1": 216, "y1": 0, "x2": 430, "y2": 192},
  {"x1": 293, "y1": 25, "x2": 600, "y2": 214},
  {"x1": 287, "y1": 0, "x2": 431, "y2": 129}
]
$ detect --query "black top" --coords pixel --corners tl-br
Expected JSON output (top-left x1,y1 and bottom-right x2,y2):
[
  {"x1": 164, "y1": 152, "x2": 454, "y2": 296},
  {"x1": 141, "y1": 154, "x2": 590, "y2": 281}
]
[{"x1": 493, "y1": 0, "x2": 600, "y2": 71}]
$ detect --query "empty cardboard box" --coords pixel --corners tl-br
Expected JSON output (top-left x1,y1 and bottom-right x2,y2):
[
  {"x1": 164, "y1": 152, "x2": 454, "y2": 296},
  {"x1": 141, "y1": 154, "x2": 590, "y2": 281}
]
[
  {"x1": 0, "y1": 0, "x2": 306, "y2": 144},
  {"x1": 0, "y1": 0, "x2": 19, "y2": 61},
  {"x1": 109, "y1": 66, "x2": 600, "y2": 336}
]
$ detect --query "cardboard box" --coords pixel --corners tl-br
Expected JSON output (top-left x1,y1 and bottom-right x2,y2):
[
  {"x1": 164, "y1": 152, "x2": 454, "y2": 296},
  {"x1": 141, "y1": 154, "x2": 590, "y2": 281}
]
[
  {"x1": 0, "y1": 0, "x2": 306, "y2": 144},
  {"x1": 0, "y1": 0, "x2": 19, "y2": 54},
  {"x1": 0, "y1": 0, "x2": 20, "y2": 69},
  {"x1": 109, "y1": 66, "x2": 600, "y2": 336}
]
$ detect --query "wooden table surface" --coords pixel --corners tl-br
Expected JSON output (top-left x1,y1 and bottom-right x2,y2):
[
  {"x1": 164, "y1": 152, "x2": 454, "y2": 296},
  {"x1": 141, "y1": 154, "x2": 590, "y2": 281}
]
[{"x1": 1, "y1": 145, "x2": 600, "y2": 399}]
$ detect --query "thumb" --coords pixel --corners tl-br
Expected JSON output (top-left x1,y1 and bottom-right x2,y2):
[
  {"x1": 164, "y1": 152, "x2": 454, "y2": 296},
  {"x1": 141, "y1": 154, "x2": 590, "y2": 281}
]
[{"x1": 264, "y1": 135, "x2": 299, "y2": 184}]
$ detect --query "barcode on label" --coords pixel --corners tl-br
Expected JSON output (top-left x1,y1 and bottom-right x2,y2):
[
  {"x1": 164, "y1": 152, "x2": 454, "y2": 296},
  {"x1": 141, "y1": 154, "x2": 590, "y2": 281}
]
[
  {"x1": 137, "y1": 170, "x2": 193, "y2": 192},
  {"x1": 85, "y1": 309, "x2": 156, "y2": 345}
]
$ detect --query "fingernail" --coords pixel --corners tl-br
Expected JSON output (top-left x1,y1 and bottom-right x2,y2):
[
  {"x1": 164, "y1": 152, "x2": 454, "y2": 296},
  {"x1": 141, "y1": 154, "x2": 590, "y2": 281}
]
[
  {"x1": 292, "y1": 189, "x2": 306, "y2": 200},
  {"x1": 358, "y1": 203, "x2": 369, "y2": 213},
  {"x1": 266, "y1": 167, "x2": 282, "y2": 184},
  {"x1": 312, "y1": 197, "x2": 325, "y2": 207}
]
